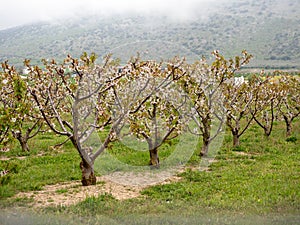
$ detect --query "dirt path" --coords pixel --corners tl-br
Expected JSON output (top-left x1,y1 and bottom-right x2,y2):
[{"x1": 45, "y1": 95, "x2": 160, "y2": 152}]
[
  {"x1": 14, "y1": 169, "x2": 186, "y2": 208},
  {"x1": 8, "y1": 156, "x2": 218, "y2": 208},
  {"x1": 0, "y1": 153, "x2": 47, "y2": 161},
  {"x1": 15, "y1": 176, "x2": 143, "y2": 208}
]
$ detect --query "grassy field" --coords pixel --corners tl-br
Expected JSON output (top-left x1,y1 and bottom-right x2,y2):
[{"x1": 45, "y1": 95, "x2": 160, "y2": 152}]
[{"x1": 0, "y1": 119, "x2": 299, "y2": 224}]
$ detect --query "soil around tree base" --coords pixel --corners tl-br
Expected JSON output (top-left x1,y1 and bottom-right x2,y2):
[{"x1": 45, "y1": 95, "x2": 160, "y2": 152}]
[{"x1": 14, "y1": 171, "x2": 184, "y2": 208}]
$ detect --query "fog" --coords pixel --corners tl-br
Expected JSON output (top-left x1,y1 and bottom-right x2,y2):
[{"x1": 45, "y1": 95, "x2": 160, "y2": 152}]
[{"x1": 0, "y1": 0, "x2": 229, "y2": 30}]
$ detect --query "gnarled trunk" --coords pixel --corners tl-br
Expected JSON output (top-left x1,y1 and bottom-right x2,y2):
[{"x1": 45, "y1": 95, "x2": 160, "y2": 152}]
[
  {"x1": 232, "y1": 131, "x2": 240, "y2": 148},
  {"x1": 200, "y1": 115, "x2": 211, "y2": 157},
  {"x1": 286, "y1": 123, "x2": 292, "y2": 138},
  {"x1": 80, "y1": 160, "x2": 96, "y2": 186},
  {"x1": 20, "y1": 139, "x2": 29, "y2": 152},
  {"x1": 264, "y1": 127, "x2": 272, "y2": 138},
  {"x1": 149, "y1": 147, "x2": 160, "y2": 168},
  {"x1": 283, "y1": 115, "x2": 293, "y2": 137},
  {"x1": 200, "y1": 140, "x2": 210, "y2": 157},
  {"x1": 70, "y1": 136, "x2": 96, "y2": 186},
  {"x1": 13, "y1": 131, "x2": 30, "y2": 152}
]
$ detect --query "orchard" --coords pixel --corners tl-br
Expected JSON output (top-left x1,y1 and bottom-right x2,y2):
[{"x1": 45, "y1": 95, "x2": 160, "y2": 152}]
[{"x1": 1, "y1": 51, "x2": 299, "y2": 186}]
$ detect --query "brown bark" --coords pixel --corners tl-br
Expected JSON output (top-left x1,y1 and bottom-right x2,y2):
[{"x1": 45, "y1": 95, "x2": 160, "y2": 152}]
[
  {"x1": 200, "y1": 141, "x2": 209, "y2": 157},
  {"x1": 286, "y1": 123, "x2": 292, "y2": 138},
  {"x1": 80, "y1": 160, "x2": 96, "y2": 186},
  {"x1": 149, "y1": 147, "x2": 160, "y2": 169},
  {"x1": 200, "y1": 115, "x2": 211, "y2": 157},
  {"x1": 20, "y1": 139, "x2": 30, "y2": 152},
  {"x1": 13, "y1": 131, "x2": 30, "y2": 152},
  {"x1": 264, "y1": 128, "x2": 271, "y2": 137},
  {"x1": 283, "y1": 116, "x2": 293, "y2": 137},
  {"x1": 233, "y1": 132, "x2": 240, "y2": 148},
  {"x1": 200, "y1": 131, "x2": 210, "y2": 157}
]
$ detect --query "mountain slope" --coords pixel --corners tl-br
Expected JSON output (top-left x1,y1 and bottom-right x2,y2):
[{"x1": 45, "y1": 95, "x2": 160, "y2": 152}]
[{"x1": 0, "y1": 0, "x2": 299, "y2": 68}]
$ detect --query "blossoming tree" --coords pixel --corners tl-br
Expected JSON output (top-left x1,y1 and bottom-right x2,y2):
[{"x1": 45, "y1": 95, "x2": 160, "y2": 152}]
[{"x1": 0, "y1": 61, "x2": 42, "y2": 151}]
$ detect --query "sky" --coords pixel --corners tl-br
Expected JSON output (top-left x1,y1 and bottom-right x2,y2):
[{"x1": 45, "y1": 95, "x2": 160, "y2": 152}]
[{"x1": 0, "y1": 0, "x2": 224, "y2": 30}]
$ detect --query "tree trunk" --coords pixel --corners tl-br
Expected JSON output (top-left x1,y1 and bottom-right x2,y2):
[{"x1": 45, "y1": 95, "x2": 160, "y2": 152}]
[
  {"x1": 286, "y1": 122, "x2": 292, "y2": 137},
  {"x1": 149, "y1": 147, "x2": 160, "y2": 168},
  {"x1": 19, "y1": 138, "x2": 30, "y2": 152},
  {"x1": 264, "y1": 127, "x2": 271, "y2": 138},
  {"x1": 233, "y1": 132, "x2": 240, "y2": 147},
  {"x1": 200, "y1": 116, "x2": 211, "y2": 157},
  {"x1": 13, "y1": 131, "x2": 30, "y2": 152},
  {"x1": 283, "y1": 116, "x2": 292, "y2": 137},
  {"x1": 80, "y1": 160, "x2": 96, "y2": 186},
  {"x1": 200, "y1": 141, "x2": 209, "y2": 157}
]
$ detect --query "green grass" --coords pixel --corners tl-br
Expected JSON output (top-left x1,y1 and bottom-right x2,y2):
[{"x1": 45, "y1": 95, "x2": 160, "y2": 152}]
[
  {"x1": 0, "y1": 153, "x2": 81, "y2": 199},
  {"x1": 55, "y1": 189, "x2": 68, "y2": 194},
  {"x1": 0, "y1": 119, "x2": 299, "y2": 224},
  {"x1": 69, "y1": 119, "x2": 299, "y2": 219},
  {"x1": 1, "y1": 132, "x2": 73, "y2": 157},
  {"x1": 0, "y1": 132, "x2": 81, "y2": 200}
]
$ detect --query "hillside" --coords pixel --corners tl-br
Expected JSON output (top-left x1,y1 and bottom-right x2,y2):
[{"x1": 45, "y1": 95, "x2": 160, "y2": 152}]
[{"x1": 0, "y1": 0, "x2": 299, "y2": 69}]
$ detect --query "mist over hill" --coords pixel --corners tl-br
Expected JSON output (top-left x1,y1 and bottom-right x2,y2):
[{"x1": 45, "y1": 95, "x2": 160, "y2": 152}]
[{"x1": 0, "y1": 0, "x2": 299, "y2": 69}]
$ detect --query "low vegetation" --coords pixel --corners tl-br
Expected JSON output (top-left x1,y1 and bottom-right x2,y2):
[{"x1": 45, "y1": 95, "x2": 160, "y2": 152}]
[
  {"x1": 0, "y1": 117, "x2": 299, "y2": 224},
  {"x1": 0, "y1": 49, "x2": 299, "y2": 224}
]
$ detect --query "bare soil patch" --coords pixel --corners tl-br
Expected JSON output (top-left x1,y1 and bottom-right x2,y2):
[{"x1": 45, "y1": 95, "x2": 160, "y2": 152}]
[
  {"x1": 11, "y1": 158, "x2": 217, "y2": 208},
  {"x1": 15, "y1": 176, "x2": 142, "y2": 208},
  {"x1": 14, "y1": 169, "x2": 187, "y2": 208}
]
